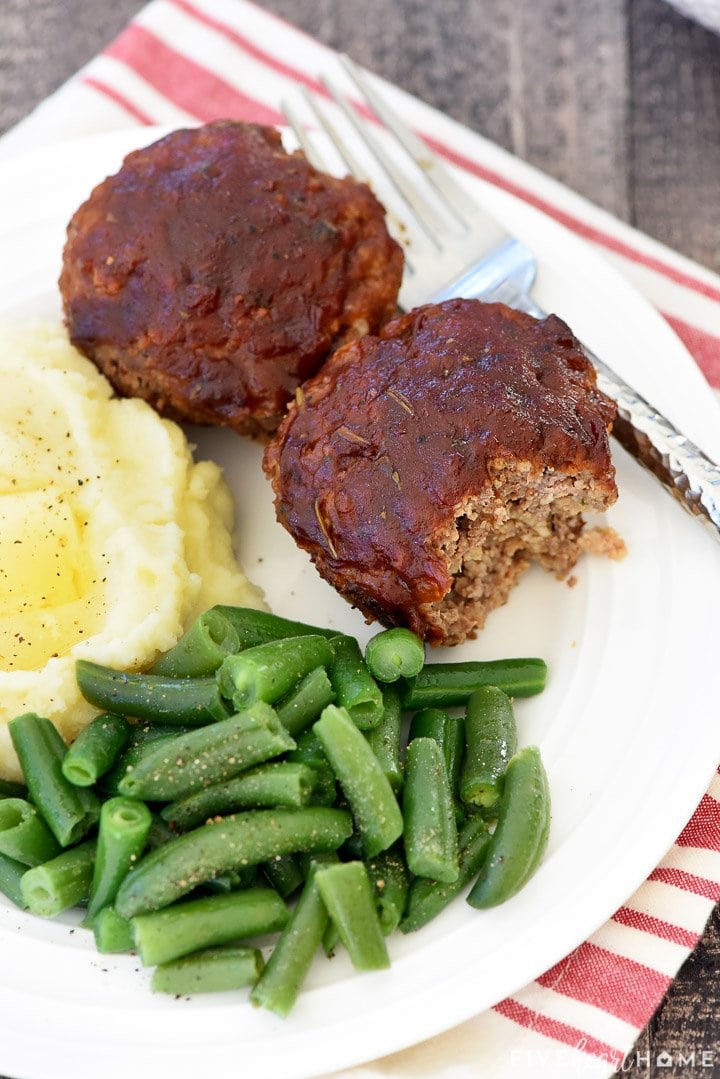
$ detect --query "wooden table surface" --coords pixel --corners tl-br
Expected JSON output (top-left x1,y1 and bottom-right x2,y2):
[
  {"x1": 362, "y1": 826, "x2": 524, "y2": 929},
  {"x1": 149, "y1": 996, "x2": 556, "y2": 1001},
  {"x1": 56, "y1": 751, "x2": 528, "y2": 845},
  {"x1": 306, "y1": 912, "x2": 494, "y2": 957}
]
[{"x1": 1, "y1": 0, "x2": 719, "y2": 1074}]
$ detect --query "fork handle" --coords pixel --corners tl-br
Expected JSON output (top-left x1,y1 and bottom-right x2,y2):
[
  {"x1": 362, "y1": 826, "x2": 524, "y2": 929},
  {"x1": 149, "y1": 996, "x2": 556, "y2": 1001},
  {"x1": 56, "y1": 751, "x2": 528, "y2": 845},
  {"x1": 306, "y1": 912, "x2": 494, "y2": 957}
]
[{"x1": 589, "y1": 352, "x2": 720, "y2": 542}]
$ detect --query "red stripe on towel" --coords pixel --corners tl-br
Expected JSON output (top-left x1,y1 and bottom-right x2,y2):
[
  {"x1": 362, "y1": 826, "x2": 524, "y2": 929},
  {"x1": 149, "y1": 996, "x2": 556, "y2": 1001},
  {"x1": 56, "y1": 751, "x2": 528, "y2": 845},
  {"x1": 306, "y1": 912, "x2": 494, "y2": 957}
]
[
  {"x1": 612, "y1": 906, "x2": 699, "y2": 950},
  {"x1": 647, "y1": 866, "x2": 720, "y2": 902},
  {"x1": 169, "y1": 0, "x2": 326, "y2": 95},
  {"x1": 82, "y1": 76, "x2": 155, "y2": 124},
  {"x1": 536, "y1": 942, "x2": 670, "y2": 1028},
  {"x1": 493, "y1": 998, "x2": 624, "y2": 1065},
  {"x1": 106, "y1": 23, "x2": 284, "y2": 125},
  {"x1": 676, "y1": 794, "x2": 720, "y2": 851},
  {"x1": 661, "y1": 315, "x2": 720, "y2": 388},
  {"x1": 420, "y1": 134, "x2": 720, "y2": 305}
]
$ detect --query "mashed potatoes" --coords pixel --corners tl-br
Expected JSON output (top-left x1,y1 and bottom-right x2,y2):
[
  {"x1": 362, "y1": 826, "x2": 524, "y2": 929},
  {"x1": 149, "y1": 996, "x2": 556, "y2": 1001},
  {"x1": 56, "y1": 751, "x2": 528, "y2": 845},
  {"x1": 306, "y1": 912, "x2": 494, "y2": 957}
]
[{"x1": 0, "y1": 324, "x2": 263, "y2": 780}]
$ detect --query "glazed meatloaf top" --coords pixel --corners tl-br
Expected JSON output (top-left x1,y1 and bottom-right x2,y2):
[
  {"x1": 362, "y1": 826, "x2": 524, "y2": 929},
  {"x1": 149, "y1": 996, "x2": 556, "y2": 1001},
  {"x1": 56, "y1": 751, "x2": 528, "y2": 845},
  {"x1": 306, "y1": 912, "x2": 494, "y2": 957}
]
[
  {"x1": 264, "y1": 298, "x2": 617, "y2": 628},
  {"x1": 60, "y1": 121, "x2": 403, "y2": 436}
]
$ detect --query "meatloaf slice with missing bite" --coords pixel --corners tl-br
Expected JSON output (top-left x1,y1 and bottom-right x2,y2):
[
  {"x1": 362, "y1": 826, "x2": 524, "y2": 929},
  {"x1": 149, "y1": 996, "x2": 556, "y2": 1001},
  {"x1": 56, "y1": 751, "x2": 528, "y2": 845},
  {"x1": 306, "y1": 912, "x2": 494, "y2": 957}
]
[{"x1": 264, "y1": 298, "x2": 624, "y2": 645}]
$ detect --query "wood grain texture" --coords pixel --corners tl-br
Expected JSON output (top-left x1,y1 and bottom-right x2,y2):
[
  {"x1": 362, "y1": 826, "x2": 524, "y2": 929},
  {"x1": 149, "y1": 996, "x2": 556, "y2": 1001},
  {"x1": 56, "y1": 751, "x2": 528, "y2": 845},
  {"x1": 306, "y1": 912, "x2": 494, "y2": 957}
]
[
  {"x1": 260, "y1": 0, "x2": 633, "y2": 218},
  {"x1": 503, "y1": 0, "x2": 631, "y2": 219},
  {"x1": 0, "y1": 0, "x2": 144, "y2": 133},
  {"x1": 262, "y1": 0, "x2": 720, "y2": 271},
  {"x1": 629, "y1": 0, "x2": 720, "y2": 275},
  {"x1": 627, "y1": 908, "x2": 720, "y2": 1075},
  {"x1": 0, "y1": 0, "x2": 719, "y2": 1074}
]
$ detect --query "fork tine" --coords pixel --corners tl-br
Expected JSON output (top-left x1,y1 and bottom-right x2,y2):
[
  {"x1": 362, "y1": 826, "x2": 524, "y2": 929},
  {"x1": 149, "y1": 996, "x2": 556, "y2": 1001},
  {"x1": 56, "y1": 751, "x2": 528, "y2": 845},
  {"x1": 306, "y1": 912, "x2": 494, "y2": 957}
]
[
  {"x1": 339, "y1": 54, "x2": 479, "y2": 227},
  {"x1": 281, "y1": 96, "x2": 325, "y2": 171},
  {"x1": 321, "y1": 73, "x2": 449, "y2": 248},
  {"x1": 299, "y1": 94, "x2": 421, "y2": 276},
  {"x1": 281, "y1": 91, "x2": 419, "y2": 277},
  {"x1": 300, "y1": 89, "x2": 370, "y2": 184}
]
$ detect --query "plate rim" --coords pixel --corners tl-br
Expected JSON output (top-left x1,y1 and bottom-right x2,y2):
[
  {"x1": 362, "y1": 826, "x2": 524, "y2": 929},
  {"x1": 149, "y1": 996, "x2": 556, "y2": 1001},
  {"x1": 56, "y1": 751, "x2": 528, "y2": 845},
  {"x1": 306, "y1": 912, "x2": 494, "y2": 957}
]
[{"x1": 0, "y1": 126, "x2": 719, "y2": 1079}]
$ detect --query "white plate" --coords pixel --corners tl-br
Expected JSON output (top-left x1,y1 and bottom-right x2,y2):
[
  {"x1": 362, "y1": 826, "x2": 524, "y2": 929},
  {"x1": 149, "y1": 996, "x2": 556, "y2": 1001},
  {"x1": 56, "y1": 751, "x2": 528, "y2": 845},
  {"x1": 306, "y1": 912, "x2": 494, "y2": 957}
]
[{"x1": 0, "y1": 128, "x2": 719, "y2": 1079}]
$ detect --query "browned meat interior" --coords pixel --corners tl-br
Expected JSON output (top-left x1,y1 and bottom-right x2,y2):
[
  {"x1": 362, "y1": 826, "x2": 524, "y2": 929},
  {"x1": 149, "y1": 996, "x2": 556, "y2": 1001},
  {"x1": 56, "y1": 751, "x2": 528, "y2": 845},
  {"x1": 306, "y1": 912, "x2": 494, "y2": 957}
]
[{"x1": 423, "y1": 458, "x2": 623, "y2": 645}]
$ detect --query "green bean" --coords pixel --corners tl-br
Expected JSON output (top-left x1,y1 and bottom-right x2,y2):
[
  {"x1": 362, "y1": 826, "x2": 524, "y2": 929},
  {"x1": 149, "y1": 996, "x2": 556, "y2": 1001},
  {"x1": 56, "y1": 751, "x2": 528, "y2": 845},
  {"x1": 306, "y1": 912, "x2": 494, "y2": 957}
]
[
  {"x1": 152, "y1": 946, "x2": 263, "y2": 995},
  {"x1": 276, "y1": 667, "x2": 335, "y2": 737},
  {"x1": 408, "y1": 706, "x2": 449, "y2": 744},
  {"x1": 234, "y1": 866, "x2": 262, "y2": 889},
  {"x1": 341, "y1": 831, "x2": 365, "y2": 862},
  {"x1": 118, "y1": 703, "x2": 295, "y2": 802},
  {"x1": 313, "y1": 850, "x2": 344, "y2": 961},
  {"x1": 75, "y1": 660, "x2": 228, "y2": 726},
  {"x1": 400, "y1": 658, "x2": 548, "y2": 710},
  {"x1": 93, "y1": 906, "x2": 135, "y2": 953},
  {"x1": 261, "y1": 853, "x2": 305, "y2": 899},
  {"x1": 402, "y1": 738, "x2": 459, "y2": 883},
  {"x1": 315, "y1": 861, "x2": 389, "y2": 970},
  {"x1": 365, "y1": 627, "x2": 425, "y2": 683},
  {"x1": 401, "y1": 815, "x2": 491, "y2": 932},
  {"x1": 444, "y1": 716, "x2": 466, "y2": 801},
  {"x1": 100, "y1": 726, "x2": 183, "y2": 796},
  {"x1": 0, "y1": 851, "x2": 29, "y2": 908},
  {"x1": 217, "y1": 635, "x2": 334, "y2": 711},
  {"x1": 365, "y1": 686, "x2": 403, "y2": 792},
  {"x1": 322, "y1": 916, "x2": 341, "y2": 958},
  {"x1": 287, "y1": 729, "x2": 326, "y2": 770},
  {"x1": 365, "y1": 848, "x2": 410, "y2": 935},
  {"x1": 8, "y1": 713, "x2": 99, "y2": 846},
  {"x1": 0, "y1": 779, "x2": 27, "y2": 800},
  {"x1": 287, "y1": 730, "x2": 336, "y2": 807},
  {"x1": 201, "y1": 868, "x2": 258, "y2": 895},
  {"x1": 146, "y1": 814, "x2": 176, "y2": 852},
  {"x1": 151, "y1": 609, "x2": 240, "y2": 678},
  {"x1": 314, "y1": 705, "x2": 403, "y2": 857},
  {"x1": 86, "y1": 797, "x2": 153, "y2": 922},
  {"x1": 213, "y1": 606, "x2": 340, "y2": 648},
  {"x1": 296, "y1": 849, "x2": 339, "y2": 879},
  {"x1": 0, "y1": 798, "x2": 61, "y2": 866},
  {"x1": 327, "y1": 635, "x2": 384, "y2": 730},
  {"x1": 115, "y1": 807, "x2": 352, "y2": 918},
  {"x1": 467, "y1": 745, "x2": 550, "y2": 908},
  {"x1": 21, "y1": 840, "x2": 96, "y2": 917},
  {"x1": 409, "y1": 708, "x2": 465, "y2": 793},
  {"x1": 131, "y1": 887, "x2": 288, "y2": 966},
  {"x1": 250, "y1": 871, "x2": 329, "y2": 1017},
  {"x1": 308, "y1": 768, "x2": 338, "y2": 807},
  {"x1": 62, "y1": 713, "x2": 131, "y2": 787},
  {"x1": 161, "y1": 762, "x2": 317, "y2": 831},
  {"x1": 460, "y1": 687, "x2": 517, "y2": 809}
]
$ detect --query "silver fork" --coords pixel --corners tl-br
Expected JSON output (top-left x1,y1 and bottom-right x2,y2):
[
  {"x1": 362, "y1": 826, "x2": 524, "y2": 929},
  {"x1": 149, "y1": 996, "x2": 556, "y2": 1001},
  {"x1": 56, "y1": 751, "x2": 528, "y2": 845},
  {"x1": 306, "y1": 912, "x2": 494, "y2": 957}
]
[{"x1": 283, "y1": 55, "x2": 720, "y2": 543}]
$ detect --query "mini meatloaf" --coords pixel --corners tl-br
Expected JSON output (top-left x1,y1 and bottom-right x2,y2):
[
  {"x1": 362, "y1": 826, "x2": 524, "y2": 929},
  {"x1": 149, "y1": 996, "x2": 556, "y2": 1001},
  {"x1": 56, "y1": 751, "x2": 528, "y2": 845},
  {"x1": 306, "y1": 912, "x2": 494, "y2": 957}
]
[
  {"x1": 59, "y1": 121, "x2": 403, "y2": 437},
  {"x1": 264, "y1": 298, "x2": 623, "y2": 645}
]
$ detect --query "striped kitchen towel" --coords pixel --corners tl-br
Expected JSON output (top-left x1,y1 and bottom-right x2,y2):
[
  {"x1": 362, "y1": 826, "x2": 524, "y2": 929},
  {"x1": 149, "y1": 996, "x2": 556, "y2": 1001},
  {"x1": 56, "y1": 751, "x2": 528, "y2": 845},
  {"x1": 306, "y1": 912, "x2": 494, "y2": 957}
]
[{"x1": 1, "y1": 2, "x2": 719, "y2": 1076}]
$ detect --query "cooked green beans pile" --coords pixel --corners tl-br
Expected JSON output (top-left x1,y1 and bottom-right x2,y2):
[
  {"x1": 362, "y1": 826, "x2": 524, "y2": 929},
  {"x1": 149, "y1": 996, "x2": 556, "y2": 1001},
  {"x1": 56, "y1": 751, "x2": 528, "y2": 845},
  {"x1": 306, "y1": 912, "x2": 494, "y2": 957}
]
[{"x1": 0, "y1": 606, "x2": 551, "y2": 1014}]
